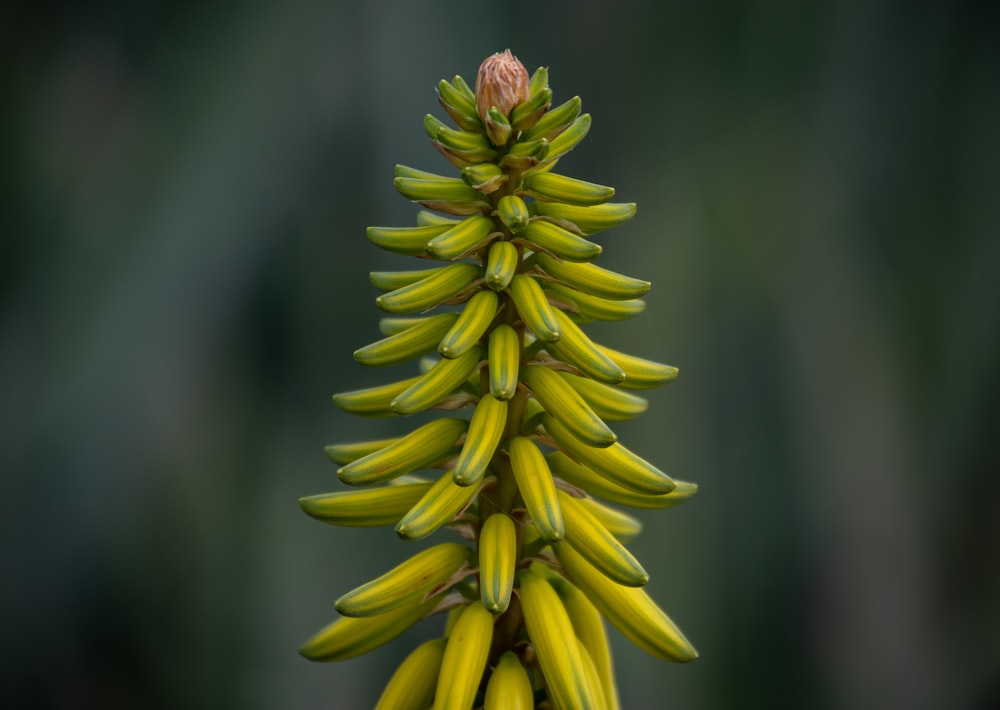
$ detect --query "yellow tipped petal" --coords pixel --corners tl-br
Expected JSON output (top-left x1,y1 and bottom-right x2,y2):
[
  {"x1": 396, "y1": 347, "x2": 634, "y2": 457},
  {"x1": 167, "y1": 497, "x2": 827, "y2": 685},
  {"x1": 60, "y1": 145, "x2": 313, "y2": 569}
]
[
  {"x1": 510, "y1": 274, "x2": 561, "y2": 342},
  {"x1": 488, "y1": 323, "x2": 521, "y2": 400},
  {"x1": 298, "y1": 596, "x2": 436, "y2": 663},
  {"x1": 555, "y1": 543, "x2": 698, "y2": 663},
  {"x1": 523, "y1": 364, "x2": 616, "y2": 448},
  {"x1": 479, "y1": 513, "x2": 518, "y2": 613},
  {"x1": 396, "y1": 469, "x2": 483, "y2": 541},
  {"x1": 338, "y1": 418, "x2": 468, "y2": 485},
  {"x1": 484, "y1": 651, "x2": 534, "y2": 710},
  {"x1": 374, "y1": 638, "x2": 447, "y2": 710},
  {"x1": 300, "y1": 483, "x2": 433, "y2": 527},
  {"x1": 485, "y1": 240, "x2": 520, "y2": 291},
  {"x1": 519, "y1": 567, "x2": 601, "y2": 710},
  {"x1": 557, "y1": 490, "x2": 649, "y2": 587},
  {"x1": 543, "y1": 414, "x2": 674, "y2": 495},
  {"x1": 509, "y1": 436, "x2": 564, "y2": 542},
  {"x1": 335, "y1": 542, "x2": 471, "y2": 617},
  {"x1": 550, "y1": 575, "x2": 620, "y2": 710},
  {"x1": 434, "y1": 603, "x2": 495, "y2": 710},
  {"x1": 453, "y1": 394, "x2": 507, "y2": 487},
  {"x1": 438, "y1": 290, "x2": 498, "y2": 359}
]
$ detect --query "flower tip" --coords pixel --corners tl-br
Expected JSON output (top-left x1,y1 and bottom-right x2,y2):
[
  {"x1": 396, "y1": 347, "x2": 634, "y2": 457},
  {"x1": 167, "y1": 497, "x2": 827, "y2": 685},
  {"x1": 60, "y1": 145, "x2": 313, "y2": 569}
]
[
  {"x1": 298, "y1": 638, "x2": 321, "y2": 661},
  {"x1": 475, "y1": 49, "x2": 530, "y2": 123},
  {"x1": 680, "y1": 645, "x2": 700, "y2": 662}
]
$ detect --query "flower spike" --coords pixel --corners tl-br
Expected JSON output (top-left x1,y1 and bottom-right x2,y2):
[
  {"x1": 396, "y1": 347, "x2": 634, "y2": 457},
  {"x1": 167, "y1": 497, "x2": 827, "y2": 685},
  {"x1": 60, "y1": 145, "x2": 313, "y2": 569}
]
[{"x1": 299, "y1": 50, "x2": 699, "y2": 708}]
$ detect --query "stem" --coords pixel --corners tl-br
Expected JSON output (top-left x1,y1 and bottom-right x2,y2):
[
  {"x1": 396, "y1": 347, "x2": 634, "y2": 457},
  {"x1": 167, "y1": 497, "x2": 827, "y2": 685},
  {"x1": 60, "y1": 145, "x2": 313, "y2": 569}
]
[{"x1": 473, "y1": 117, "x2": 549, "y2": 676}]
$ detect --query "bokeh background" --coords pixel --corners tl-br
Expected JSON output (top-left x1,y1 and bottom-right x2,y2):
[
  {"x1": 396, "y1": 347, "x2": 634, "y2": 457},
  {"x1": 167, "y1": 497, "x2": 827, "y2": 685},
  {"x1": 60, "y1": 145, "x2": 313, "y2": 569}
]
[{"x1": 3, "y1": 0, "x2": 998, "y2": 708}]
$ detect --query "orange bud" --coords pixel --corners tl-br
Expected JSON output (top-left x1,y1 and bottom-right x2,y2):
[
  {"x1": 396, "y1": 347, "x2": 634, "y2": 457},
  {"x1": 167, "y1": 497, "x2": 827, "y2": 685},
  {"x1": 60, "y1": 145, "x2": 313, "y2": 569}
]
[{"x1": 475, "y1": 49, "x2": 530, "y2": 123}]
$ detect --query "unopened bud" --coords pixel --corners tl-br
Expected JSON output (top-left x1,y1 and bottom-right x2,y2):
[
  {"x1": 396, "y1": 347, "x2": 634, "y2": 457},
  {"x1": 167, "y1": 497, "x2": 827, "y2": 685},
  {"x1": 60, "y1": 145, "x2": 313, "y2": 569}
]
[{"x1": 475, "y1": 50, "x2": 530, "y2": 124}]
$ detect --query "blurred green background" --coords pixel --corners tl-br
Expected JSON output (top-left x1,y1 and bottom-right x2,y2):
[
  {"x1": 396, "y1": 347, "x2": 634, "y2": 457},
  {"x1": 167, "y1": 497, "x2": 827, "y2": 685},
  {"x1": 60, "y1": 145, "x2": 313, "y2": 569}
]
[{"x1": 3, "y1": 0, "x2": 999, "y2": 708}]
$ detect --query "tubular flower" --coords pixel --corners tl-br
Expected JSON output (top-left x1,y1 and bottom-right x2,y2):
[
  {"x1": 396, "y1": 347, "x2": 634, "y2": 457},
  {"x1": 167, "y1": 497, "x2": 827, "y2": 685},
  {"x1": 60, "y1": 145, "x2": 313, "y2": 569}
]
[{"x1": 299, "y1": 50, "x2": 699, "y2": 709}]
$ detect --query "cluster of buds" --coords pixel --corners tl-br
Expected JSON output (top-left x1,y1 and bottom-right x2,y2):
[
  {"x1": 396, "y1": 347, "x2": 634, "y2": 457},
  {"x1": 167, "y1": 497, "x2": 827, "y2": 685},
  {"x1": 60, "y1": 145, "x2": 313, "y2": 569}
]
[{"x1": 299, "y1": 50, "x2": 698, "y2": 709}]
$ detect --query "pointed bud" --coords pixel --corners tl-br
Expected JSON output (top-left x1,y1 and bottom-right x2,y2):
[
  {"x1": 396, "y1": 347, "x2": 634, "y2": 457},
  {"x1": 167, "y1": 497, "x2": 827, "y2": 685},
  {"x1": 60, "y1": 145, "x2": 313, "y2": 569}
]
[
  {"x1": 475, "y1": 50, "x2": 530, "y2": 125},
  {"x1": 485, "y1": 106, "x2": 513, "y2": 146}
]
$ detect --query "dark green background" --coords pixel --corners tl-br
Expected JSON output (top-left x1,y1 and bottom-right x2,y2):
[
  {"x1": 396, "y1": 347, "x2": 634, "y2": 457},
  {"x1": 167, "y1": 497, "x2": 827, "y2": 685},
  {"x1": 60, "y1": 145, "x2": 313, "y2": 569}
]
[{"x1": 3, "y1": 1, "x2": 998, "y2": 708}]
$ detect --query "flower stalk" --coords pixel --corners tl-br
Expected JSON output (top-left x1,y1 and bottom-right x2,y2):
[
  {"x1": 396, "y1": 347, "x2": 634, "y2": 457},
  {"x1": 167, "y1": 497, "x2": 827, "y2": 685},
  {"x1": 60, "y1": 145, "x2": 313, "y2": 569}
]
[{"x1": 299, "y1": 49, "x2": 698, "y2": 709}]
